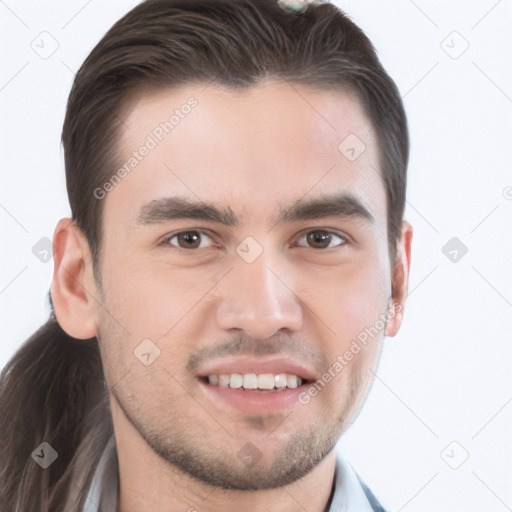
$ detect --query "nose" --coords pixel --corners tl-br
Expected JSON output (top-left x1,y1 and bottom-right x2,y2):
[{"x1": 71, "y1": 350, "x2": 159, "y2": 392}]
[{"x1": 215, "y1": 254, "x2": 303, "y2": 339}]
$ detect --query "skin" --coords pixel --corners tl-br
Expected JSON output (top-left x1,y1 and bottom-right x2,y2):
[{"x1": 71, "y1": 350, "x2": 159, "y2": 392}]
[{"x1": 52, "y1": 80, "x2": 412, "y2": 512}]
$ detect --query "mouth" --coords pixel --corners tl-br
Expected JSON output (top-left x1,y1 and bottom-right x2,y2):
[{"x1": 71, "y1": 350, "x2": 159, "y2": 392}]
[
  {"x1": 195, "y1": 358, "x2": 316, "y2": 413},
  {"x1": 199, "y1": 372, "x2": 312, "y2": 392}
]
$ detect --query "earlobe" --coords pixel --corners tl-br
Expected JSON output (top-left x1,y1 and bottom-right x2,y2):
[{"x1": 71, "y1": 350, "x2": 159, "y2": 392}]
[
  {"x1": 50, "y1": 218, "x2": 99, "y2": 339},
  {"x1": 385, "y1": 220, "x2": 413, "y2": 337}
]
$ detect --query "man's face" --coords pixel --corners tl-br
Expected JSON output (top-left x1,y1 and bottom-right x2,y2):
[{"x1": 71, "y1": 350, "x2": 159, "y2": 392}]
[{"x1": 94, "y1": 80, "x2": 397, "y2": 489}]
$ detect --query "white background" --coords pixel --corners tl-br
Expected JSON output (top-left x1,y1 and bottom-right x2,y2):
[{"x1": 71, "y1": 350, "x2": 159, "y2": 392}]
[{"x1": 1, "y1": 1, "x2": 511, "y2": 510}]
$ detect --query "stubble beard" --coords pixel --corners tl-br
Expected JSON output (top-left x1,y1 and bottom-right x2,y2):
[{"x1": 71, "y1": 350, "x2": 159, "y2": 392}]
[{"x1": 110, "y1": 366, "x2": 369, "y2": 491}]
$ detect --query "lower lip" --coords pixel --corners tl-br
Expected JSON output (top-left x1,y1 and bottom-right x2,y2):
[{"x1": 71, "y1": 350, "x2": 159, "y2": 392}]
[{"x1": 198, "y1": 379, "x2": 308, "y2": 414}]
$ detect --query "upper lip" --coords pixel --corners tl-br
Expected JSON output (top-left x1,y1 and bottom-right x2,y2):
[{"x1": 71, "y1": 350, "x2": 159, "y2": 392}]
[{"x1": 196, "y1": 356, "x2": 317, "y2": 382}]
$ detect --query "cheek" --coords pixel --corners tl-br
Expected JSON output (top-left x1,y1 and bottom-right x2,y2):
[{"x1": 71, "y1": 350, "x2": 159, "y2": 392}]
[
  {"x1": 308, "y1": 263, "x2": 388, "y2": 416},
  {"x1": 96, "y1": 278, "x2": 198, "y2": 396},
  {"x1": 99, "y1": 254, "x2": 220, "y2": 339},
  {"x1": 306, "y1": 260, "x2": 390, "y2": 353}
]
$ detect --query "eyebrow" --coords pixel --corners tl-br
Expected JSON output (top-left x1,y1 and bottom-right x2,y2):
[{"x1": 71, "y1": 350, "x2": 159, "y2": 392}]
[
  {"x1": 137, "y1": 197, "x2": 238, "y2": 226},
  {"x1": 278, "y1": 193, "x2": 374, "y2": 225},
  {"x1": 136, "y1": 193, "x2": 374, "y2": 227}
]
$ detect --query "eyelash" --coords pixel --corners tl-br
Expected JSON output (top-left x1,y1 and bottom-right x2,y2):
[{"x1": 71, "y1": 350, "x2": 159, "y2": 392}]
[
  {"x1": 161, "y1": 229, "x2": 349, "y2": 251},
  {"x1": 294, "y1": 230, "x2": 348, "y2": 249}
]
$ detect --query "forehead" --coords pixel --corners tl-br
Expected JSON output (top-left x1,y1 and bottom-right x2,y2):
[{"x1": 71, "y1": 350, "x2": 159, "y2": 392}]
[{"x1": 104, "y1": 80, "x2": 385, "y2": 228}]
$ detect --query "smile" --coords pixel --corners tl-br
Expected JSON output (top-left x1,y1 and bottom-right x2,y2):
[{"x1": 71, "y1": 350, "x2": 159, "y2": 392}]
[{"x1": 205, "y1": 373, "x2": 304, "y2": 391}]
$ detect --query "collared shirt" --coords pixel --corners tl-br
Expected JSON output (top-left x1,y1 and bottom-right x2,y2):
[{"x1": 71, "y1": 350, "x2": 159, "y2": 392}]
[{"x1": 82, "y1": 435, "x2": 389, "y2": 512}]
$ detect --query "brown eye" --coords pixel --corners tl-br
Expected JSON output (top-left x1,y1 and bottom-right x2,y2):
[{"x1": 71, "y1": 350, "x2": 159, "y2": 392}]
[
  {"x1": 167, "y1": 231, "x2": 212, "y2": 249},
  {"x1": 297, "y1": 230, "x2": 346, "y2": 249}
]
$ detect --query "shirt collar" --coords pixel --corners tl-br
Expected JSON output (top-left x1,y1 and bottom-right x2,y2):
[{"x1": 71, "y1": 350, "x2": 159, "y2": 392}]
[
  {"x1": 330, "y1": 449, "x2": 379, "y2": 511},
  {"x1": 83, "y1": 436, "x2": 382, "y2": 512},
  {"x1": 82, "y1": 435, "x2": 118, "y2": 512}
]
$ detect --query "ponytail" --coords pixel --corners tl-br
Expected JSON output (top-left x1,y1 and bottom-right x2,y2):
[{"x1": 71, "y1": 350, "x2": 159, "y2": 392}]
[{"x1": 0, "y1": 315, "x2": 113, "y2": 512}]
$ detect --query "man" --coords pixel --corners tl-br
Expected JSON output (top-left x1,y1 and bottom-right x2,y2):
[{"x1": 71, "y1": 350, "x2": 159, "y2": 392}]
[{"x1": 0, "y1": 0, "x2": 412, "y2": 510}]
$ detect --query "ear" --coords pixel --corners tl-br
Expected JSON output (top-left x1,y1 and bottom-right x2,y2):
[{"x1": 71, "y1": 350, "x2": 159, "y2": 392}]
[
  {"x1": 51, "y1": 218, "x2": 99, "y2": 339},
  {"x1": 385, "y1": 220, "x2": 413, "y2": 337}
]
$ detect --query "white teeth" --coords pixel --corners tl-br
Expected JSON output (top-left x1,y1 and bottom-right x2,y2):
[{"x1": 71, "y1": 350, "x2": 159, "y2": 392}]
[
  {"x1": 229, "y1": 373, "x2": 243, "y2": 389},
  {"x1": 206, "y1": 373, "x2": 304, "y2": 390},
  {"x1": 286, "y1": 374, "x2": 300, "y2": 389},
  {"x1": 257, "y1": 374, "x2": 275, "y2": 390},
  {"x1": 218, "y1": 374, "x2": 230, "y2": 387},
  {"x1": 274, "y1": 373, "x2": 287, "y2": 388},
  {"x1": 243, "y1": 373, "x2": 258, "y2": 389}
]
